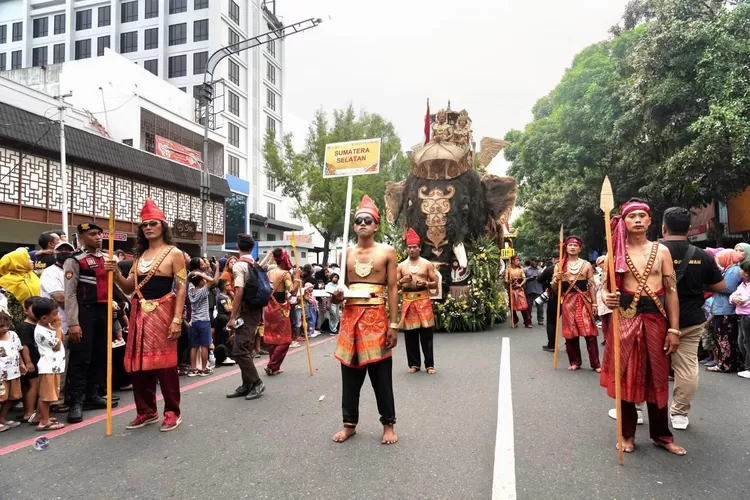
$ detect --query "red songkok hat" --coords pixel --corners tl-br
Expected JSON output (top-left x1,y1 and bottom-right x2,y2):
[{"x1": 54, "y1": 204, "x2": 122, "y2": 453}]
[
  {"x1": 355, "y1": 194, "x2": 380, "y2": 224},
  {"x1": 611, "y1": 200, "x2": 651, "y2": 275},
  {"x1": 405, "y1": 228, "x2": 421, "y2": 246},
  {"x1": 140, "y1": 197, "x2": 167, "y2": 223}
]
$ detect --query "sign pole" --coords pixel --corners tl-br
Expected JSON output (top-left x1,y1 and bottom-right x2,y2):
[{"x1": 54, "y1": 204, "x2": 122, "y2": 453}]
[
  {"x1": 105, "y1": 209, "x2": 114, "y2": 436},
  {"x1": 339, "y1": 175, "x2": 353, "y2": 269},
  {"x1": 290, "y1": 232, "x2": 314, "y2": 376}
]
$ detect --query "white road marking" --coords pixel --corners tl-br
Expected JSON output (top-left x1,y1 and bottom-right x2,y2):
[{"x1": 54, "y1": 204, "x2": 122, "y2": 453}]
[{"x1": 492, "y1": 337, "x2": 517, "y2": 500}]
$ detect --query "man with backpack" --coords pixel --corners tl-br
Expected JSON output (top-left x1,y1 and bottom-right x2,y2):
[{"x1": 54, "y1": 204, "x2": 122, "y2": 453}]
[{"x1": 226, "y1": 234, "x2": 269, "y2": 400}]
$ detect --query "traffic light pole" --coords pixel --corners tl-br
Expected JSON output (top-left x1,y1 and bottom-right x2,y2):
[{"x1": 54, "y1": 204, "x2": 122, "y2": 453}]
[{"x1": 199, "y1": 17, "x2": 322, "y2": 256}]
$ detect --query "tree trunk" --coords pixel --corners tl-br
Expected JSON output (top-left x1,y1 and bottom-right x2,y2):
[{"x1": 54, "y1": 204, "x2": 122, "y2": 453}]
[{"x1": 322, "y1": 234, "x2": 331, "y2": 266}]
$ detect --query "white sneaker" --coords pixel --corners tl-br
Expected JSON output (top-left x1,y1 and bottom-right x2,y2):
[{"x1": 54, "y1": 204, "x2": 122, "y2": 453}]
[
  {"x1": 223, "y1": 358, "x2": 236, "y2": 365},
  {"x1": 608, "y1": 408, "x2": 644, "y2": 425},
  {"x1": 671, "y1": 414, "x2": 689, "y2": 430},
  {"x1": 737, "y1": 370, "x2": 750, "y2": 379}
]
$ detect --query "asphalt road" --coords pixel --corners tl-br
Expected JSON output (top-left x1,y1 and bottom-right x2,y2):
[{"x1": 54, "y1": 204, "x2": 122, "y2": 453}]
[{"x1": 2, "y1": 323, "x2": 749, "y2": 500}]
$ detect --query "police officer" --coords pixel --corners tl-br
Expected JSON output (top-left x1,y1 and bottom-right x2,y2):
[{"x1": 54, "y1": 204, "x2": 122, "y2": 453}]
[{"x1": 64, "y1": 222, "x2": 119, "y2": 423}]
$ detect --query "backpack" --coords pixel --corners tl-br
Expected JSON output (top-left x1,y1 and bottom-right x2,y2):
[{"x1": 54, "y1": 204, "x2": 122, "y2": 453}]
[{"x1": 239, "y1": 257, "x2": 271, "y2": 307}]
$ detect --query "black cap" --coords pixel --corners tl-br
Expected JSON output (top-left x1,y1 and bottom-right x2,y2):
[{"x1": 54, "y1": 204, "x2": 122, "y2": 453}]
[{"x1": 77, "y1": 222, "x2": 103, "y2": 233}]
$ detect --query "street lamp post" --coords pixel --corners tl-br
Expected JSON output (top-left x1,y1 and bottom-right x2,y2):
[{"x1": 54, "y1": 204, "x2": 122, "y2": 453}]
[{"x1": 198, "y1": 17, "x2": 323, "y2": 256}]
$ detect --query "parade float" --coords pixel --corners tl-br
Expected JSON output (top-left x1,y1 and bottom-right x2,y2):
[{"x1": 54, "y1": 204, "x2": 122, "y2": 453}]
[{"x1": 385, "y1": 104, "x2": 518, "y2": 332}]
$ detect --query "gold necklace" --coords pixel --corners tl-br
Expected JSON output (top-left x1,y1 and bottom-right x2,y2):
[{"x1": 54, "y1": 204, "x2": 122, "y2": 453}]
[{"x1": 354, "y1": 259, "x2": 374, "y2": 278}]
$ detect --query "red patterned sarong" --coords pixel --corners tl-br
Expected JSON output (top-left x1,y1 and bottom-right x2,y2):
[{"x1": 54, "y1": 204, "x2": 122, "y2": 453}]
[
  {"x1": 264, "y1": 300, "x2": 292, "y2": 345},
  {"x1": 600, "y1": 308, "x2": 670, "y2": 408},
  {"x1": 335, "y1": 303, "x2": 390, "y2": 368},
  {"x1": 399, "y1": 290, "x2": 435, "y2": 330},
  {"x1": 510, "y1": 287, "x2": 528, "y2": 311},
  {"x1": 561, "y1": 292, "x2": 598, "y2": 339},
  {"x1": 124, "y1": 293, "x2": 178, "y2": 372}
]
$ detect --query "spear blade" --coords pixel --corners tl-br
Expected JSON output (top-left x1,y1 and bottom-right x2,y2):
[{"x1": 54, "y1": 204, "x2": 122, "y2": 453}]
[{"x1": 600, "y1": 175, "x2": 614, "y2": 214}]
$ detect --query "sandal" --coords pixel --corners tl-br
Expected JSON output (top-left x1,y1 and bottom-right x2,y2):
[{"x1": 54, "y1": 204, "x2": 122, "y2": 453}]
[
  {"x1": 30, "y1": 417, "x2": 58, "y2": 426},
  {"x1": 426, "y1": 367, "x2": 436, "y2": 374},
  {"x1": 408, "y1": 367, "x2": 420, "y2": 374},
  {"x1": 1, "y1": 420, "x2": 21, "y2": 429},
  {"x1": 706, "y1": 365, "x2": 722, "y2": 372},
  {"x1": 36, "y1": 422, "x2": 65, "y2": 431}
]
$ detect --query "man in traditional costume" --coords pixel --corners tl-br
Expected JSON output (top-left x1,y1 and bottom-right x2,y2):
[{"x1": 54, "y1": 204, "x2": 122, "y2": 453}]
[
  {"x1": 263, "y1": 248, "x2": 301, "y2": 376},
  {"x1": 397, "y1": 229, "x2": 439, "y2": 374},
  {"x1": 331, "y1": 195, "x2": 399, "y2": 445},
  {"x1": 107, "y1": 198, "x2": 187, "y2": 432},
  {"x1": 601, "y1": 199, "x2": 686, "y2": 455},
  {"x1": 551, "y1": 236, "x2": 600, "y2": 371},
  {"x1": 64, "y1": 222, "x2": 120, "y2": 423}
]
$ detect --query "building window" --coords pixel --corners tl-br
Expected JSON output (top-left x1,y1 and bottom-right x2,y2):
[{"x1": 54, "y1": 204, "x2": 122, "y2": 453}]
[
  {"x1": 97, "y1": 35, "x2": 110, "y2": 56},
  {"x1": 145, "y1": 0, "x2": 158, "y2": 19},
  {"x1": 267, "y1": 233, "x2": 276, "y2": 242},
  {"x1": 195, "y1": 0, "x2": 209, "y2": 9},
  {"x1": 228, "y1": 122, "x2": 239, "y2": 147},
  {"x1": 53, "y1": 43, "x2": 65, "y2": 63},
  {"x1": 120, "y1": 31, "x2": 137, "y2": 53},
  {"x1": 228, "y1": 155, "x2": 239, "y2": 177},
  {"x1": 194, "y1": 19, "x2": 208, "y2": 42},
  {"x1": 224, "y1": 193, "x2": 247, "y2": 250},
  {"x1": 33, "y1": 18, "x2": 48, "y2": 39},
  {"x1": 12, "y1": 22, "x2": 23, "y2": 42},
  {"x1": 0, "y1": 25, "x2": 6, "y2": 44},
  {"x1": 144, "y1": 59, "x2": 158, "y2": 76},
  {"x1": 121, "y1": 1, "x2": 138, "y2": 23},
  {"x1": 267, "y1": 175, "x2": 276, "y2": 191},
  {"x1": 168, "y1": 55, "x2": 186, "y2": 77},
  {"x1": 192, "y1": 85, "x2": 201, "y2": 100},
  {"x1": 98, "y1": 6, "x2": 110, "y2": 27},
  {"x1": 301, "y1": 251, "x2": 307, "y2": 258},
  {"x1": 11, "y1": 50, "x2": 22, "y2": 69},
  {"x1": 267, "y1": 39, "x2": 275, "y2": 57},
  {"x1": 266, "y1": 61, "x2": 275, "y2": 84},
  {"x1": 144, "y1": 28, "x2": 158, "y2": 50},
  {"x1": 251, "y1": 230, "x2": 259, "y2": 240},
  {"x1": 54, "y1": 14, "x2": 65, "y2": 35},
  {"x1": 227, "y1": 90, "x2": 239, "y2": 116},
  {"x1": 228, "y1": 28, "x2": 239, "y2": 48},
  {"x1": 32, "y1": 46, "x2": 47, "y2": 67},
  {"x1": 266, "y1": 116, "x2": 276, "y2": 135},
  {"x1": 0, "y1": 53, "x2": 6, "y2": 71},
  {"x1": 168, "y1": 23, "x2": 186, "y2": 46},
  {"x1": 169, "y1": 0, "x2": 187, "y2": 14},
  {"x1": 229, "y1": 0, "x2": 240, "y2": 25},
  {"x1": 267, "y1": 202, "x2": 276, "y2": 219},
  {"x1": 228, "y1": 59, "x2": 239, "y2": 85},
  {"x1": 266, "y1": 89, "x2": 276, "y2": 111},
  {"x1": 75, "y1": 39, "x2": 91, "y2": 60},
  {"x1": 193, "y1": 51, "x2": 207, "y2": 75},
  {"x1": 76, "y1": 10, "x2": 92, "y2": 31}
]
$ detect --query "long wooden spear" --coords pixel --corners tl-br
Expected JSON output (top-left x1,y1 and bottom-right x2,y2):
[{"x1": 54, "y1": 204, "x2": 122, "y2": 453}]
[
  {"x1": 553, "y1": 225, "x2": 564, "y2": 370},
  {"x1": 290, "y1": 232, "x2": 314, "y2": 376},
  {"x1": 105, "y1": 209, "x2": 114, "y2": 436},
  {"x1": 508, "y1": 258, "x2": 515, "y2": 328},
  {"x1": 600, "y1": 176, "x2": 624, "y2": 465}
]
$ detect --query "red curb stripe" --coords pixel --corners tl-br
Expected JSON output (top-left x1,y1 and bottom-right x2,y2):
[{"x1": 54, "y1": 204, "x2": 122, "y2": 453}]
[{"x1": 0, "y1": 336, "x2": 335, "y2": 456}]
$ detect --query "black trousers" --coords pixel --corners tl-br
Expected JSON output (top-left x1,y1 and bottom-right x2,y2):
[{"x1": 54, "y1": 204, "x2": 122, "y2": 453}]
[
  {"x1": 526, "y1": 293, "x2": 545, "y2": 323},
  {"x1": 404, "y1": 327, "x2": 434, "y2": 369},
  {"x1": 67, "y1": 303, "x2": 108, "y2": 403},
  {"x1": 341, "y1": 357, "x2": 395, "y2": 427},
  {"x1": 545, "y1": 297, "x2": 559, "y2": 347}
]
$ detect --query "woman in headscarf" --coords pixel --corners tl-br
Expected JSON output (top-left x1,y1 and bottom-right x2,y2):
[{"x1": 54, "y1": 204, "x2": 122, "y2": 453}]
[
  {"x1": 0, "y1": 248, "x2": 41, "y2": 329},
  {"x1": 707, "y1": 243, "x2": 750, "y2": 373}
]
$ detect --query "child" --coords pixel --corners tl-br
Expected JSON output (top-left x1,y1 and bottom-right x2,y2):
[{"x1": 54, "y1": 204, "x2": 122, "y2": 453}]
[
  {"x1": 213, "y1": 279, "x2": 234, "y2": 366},
  {"x1": 0, "y1": 308, "x2": 26, "y2": 431},
  {"x1": 18, "y1": 297, "x2": 40, "y2": 423},
  {"x1": 730, "y1": 261, "x2": 750, "y2": 379},
  {"x1": 303, "y1": 283, "x2": 319, "y2": 338},
  {"x1": 188, "y1": 271, "x2": 214, "y2": 377},
  {"x1": 325, "y1": 273, "x2": 340, "y2": 334},
  {"x1": 32, "y1": 297, "x2": 65, "y2": 431}
]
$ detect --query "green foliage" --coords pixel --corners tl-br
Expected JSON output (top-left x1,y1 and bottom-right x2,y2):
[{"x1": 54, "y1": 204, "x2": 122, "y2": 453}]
[
  {"x1": 263, "y1": 106, "x2": 411, "y2": 264},
  {"x1": 434, "y1": 235, "x2": 508, "y2": 332},
  {"x1": 506, "y1": 0, "x2": 750, "y2": 258}
]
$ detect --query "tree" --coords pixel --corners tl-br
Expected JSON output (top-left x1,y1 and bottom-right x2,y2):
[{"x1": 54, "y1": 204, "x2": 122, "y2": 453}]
[{"x1": 263, "y1": 106, "x2": 411, "y2": 264}]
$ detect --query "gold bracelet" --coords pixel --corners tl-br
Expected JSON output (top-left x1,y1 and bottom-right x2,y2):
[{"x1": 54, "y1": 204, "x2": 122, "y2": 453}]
[
  {"x1": 389, "y1": 322, "x2": 399, "y2": 330},
  {"x1": 172, "y1": 318, "x2": 182, "y2": 325},
  {"x1": 668, "y1": 328, "x2": 681, "y2": 337}
]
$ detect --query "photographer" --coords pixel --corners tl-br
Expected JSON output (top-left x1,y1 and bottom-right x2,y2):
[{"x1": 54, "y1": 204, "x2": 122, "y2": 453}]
[
  {"x1": 524, "y1": 257, "x2": 545, "y2": 326},
  {"x1": 537, "y1": 250, "x2": 560, "y2": 352}
]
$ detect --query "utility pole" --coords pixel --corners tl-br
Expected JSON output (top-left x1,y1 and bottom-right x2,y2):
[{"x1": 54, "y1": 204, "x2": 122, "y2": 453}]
[
  {"x1": 198, "y1": 17, "x2": 323, "y2": 256},
  {"x1": 56, "y1": 93, "x2": 73, "y2": 239}
]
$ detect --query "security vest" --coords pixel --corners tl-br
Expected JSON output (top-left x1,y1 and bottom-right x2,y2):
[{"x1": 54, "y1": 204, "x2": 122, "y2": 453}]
[{"x1": 74, "y1": 250, "x2": 108, "y2": 305}]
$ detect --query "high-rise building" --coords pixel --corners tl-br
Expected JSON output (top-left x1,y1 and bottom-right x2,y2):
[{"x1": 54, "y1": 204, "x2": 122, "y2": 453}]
[{"x1": 0, "y1": 0, "x2": 302, "y2": 249}]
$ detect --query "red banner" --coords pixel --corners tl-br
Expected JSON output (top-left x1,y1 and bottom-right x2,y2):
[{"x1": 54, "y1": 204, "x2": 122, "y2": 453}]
[
  {"x1": 155, "y1": 136, "x2": 201, "y2": 169},
  {"x1": 101, "y1": 231, "x2": 129, "y2": 242}
]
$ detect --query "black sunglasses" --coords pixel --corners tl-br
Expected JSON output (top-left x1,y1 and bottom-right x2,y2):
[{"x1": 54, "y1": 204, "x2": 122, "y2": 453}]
[
  {"x1": 140, "y1": 221, "x2": 160, "y2": 229},
  {"x1": 354, "y1": 217, "x2": 375, "y2": 226}
]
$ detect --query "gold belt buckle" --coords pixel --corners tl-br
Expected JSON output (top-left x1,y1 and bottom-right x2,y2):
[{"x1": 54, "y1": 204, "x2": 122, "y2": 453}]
[{"x1": 140, "y1": 299, "x2": 158, "y2": 313}]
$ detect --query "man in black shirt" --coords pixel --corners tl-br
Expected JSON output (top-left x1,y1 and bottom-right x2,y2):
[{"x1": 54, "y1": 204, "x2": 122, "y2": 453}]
[
  {"x1": 538, "y1": 250, "x2": 560, "y2": 352},
  {"x1": 661, "y1": 207, "x2": 725, "y2": 431}
]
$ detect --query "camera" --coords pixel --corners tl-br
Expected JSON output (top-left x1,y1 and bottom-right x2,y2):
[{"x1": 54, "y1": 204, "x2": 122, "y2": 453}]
[{"x1": 535, "y1": 291, "x2": 550, "y2": 305}]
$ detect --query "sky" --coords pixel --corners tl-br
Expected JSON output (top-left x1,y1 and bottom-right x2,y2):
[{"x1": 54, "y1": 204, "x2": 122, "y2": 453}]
[{"x1": 276, "y1": 0, "x2": 631, "y2": 176}]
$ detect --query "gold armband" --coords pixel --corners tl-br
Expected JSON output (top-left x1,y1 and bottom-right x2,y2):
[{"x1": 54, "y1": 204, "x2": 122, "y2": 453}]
[
  {"x1": 662, "y1": 273, "x2": 677, "y2": 293},
  {"x1": 175, "y1": 267, "x2": 188, "y2": 285}
]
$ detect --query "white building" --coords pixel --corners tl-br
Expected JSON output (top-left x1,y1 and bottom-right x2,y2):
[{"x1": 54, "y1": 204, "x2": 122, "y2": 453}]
[{"x1": 0, "y1": 0, "x2": 303, "y2": 249}]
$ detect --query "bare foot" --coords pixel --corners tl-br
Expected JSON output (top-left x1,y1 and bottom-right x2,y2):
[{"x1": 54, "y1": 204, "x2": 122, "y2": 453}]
[
  {"x1": 426, "y1": 367, "x2": 436, "y2": 374},
  {"x1": 594, "y1": 367, "x2": 602, "y2": 373},
  {"x1": 332, "y1": 427, "x2": 356, "y2": 443},
  {"x1": 655, "y1": 441, "x2": 687, "y2": 456},
  {"x1": 408, "y1": 367, "x2": 420, "y2": 374},
  {"x1": 616, "y1": 437, "x2": 635, "y2": 453},
  {"x1": 568, "y1": 365, "x2": 581, "y2": 371},
  {"x1": 381, "y1": 425, "x2": 398, "y2": 445}
]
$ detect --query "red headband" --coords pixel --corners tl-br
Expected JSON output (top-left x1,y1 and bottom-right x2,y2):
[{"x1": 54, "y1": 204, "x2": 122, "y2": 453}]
[
  {"x1": 565, "y1": 237, "x2": 583, "y2": 246},
  {"x1": 561, "y1": 236, "x2": 583, "y2": 273},
  {"x1": 273, "y1": 249, "x2": 293, "y2": 270},
  {"x1": 611, "y1": 200, "x2": 651, "y2": 279},
  {"x1": 621, "y1": 201, "x2": 651, "y2": 217}
]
